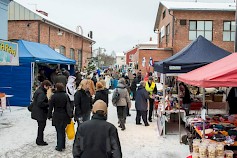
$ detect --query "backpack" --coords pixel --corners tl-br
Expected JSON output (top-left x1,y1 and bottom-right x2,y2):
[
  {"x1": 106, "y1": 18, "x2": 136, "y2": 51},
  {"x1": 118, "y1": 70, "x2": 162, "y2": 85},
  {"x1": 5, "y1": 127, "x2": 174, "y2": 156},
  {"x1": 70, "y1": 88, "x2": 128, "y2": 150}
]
[{"x1": 112, "y1": 88, "x2": 120, "y2": 105}]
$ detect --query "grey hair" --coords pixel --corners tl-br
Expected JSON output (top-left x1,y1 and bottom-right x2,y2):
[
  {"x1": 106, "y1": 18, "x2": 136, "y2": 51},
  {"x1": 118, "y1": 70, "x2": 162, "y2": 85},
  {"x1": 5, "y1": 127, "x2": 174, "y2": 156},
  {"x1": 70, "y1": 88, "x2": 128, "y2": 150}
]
[
  {"x1": 140, "y1": 81, "x2": 145, "y2": 87},
  {"x1": 118, "y1": 78, "x2": 125, "y2": 84}
]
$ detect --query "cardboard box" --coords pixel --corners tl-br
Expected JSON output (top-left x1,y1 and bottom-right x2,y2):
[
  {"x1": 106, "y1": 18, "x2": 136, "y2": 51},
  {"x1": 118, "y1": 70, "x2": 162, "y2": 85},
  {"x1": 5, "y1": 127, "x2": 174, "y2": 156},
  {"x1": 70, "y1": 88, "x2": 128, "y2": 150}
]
[{"x1": 213, "y1": 94, "x2": 223, "y2": 102}]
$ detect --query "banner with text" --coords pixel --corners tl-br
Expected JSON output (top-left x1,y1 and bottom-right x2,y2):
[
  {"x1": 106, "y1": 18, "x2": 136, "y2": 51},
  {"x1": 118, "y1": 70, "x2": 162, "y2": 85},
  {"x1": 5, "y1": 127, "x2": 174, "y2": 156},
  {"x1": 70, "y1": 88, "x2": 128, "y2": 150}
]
[{"x1": 0, "y1": 40, "x2": 19, "y2": 66}]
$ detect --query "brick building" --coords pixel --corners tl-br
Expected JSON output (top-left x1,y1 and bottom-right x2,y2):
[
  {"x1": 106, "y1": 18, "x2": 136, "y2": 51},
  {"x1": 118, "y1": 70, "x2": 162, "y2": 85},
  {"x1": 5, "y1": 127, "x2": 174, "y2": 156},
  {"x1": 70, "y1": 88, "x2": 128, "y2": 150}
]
[
  {"x1": 124, "y1": 47, "x2": 137, "y2": 68},
  {"x1": 128, "y1": 39, "x2": 172, "y2": 76},
  {"x1": 8, "y1": 1, "x2": 95, "y2": 70},
  {"x1": 154, "y1": 1, "x2": 235, "y2": 55}
]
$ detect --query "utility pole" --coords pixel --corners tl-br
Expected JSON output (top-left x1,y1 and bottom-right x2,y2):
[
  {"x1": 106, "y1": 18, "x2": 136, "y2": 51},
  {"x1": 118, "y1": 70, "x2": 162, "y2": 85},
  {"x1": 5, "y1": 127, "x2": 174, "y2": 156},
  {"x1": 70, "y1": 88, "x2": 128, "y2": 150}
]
[{"x1": 235, "y1": 0, "x2": 237, "y2": 52}]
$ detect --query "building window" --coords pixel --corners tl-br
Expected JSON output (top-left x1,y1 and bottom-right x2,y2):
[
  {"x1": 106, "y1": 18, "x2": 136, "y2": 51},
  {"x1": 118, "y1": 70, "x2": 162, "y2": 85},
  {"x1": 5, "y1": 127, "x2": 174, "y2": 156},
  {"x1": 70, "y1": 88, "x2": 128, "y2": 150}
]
[
  {"x1": 166, "y1": 24, "x2": 170, "y2": 45},
  {"x1": 70, "y1": 48, "x2": 75, "y2": 59},
  {"x1": 78, "y1": 50, "x2": 82, "y2": 69},
  {"x1": 59, "y1": 45, "x2": 66, "y2": 56},
  {"x1": 129, "y1": 55, "x2": 133, "y2": 60},
  {"x1": 159, "y1": 32, "x2": 162, "y2": 43},
  {"x1": 189, "y1": 20, "x2": 213, "y2": 41},
  {"x1": 121, "y1": 57, "x2": 124, "y2": 61},
  {"x1": 223, "y1": 21, "x2": 235, "y2": 41},
  {"x1": 162, "y1": 10, "x2": 166, "y2": 19}
]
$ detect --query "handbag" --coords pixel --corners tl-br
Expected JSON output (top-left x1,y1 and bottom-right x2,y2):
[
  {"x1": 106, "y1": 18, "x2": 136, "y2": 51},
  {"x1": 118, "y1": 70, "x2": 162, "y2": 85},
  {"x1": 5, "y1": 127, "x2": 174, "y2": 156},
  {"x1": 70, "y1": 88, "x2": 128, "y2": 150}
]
[
  {"x1": 66, "y1": 119, "x2": 75, "y2": 140},
  {"x1": 28, "y1": 101, "x2": 34, "y2": 112}
]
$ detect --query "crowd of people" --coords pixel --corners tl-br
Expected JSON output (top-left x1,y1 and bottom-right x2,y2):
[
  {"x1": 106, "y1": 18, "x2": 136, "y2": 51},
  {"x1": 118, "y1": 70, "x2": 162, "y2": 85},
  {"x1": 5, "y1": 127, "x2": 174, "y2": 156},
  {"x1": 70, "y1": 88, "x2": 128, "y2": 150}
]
[{"x1": 30, "y1": 67, "x2": 198, "y2": 157}]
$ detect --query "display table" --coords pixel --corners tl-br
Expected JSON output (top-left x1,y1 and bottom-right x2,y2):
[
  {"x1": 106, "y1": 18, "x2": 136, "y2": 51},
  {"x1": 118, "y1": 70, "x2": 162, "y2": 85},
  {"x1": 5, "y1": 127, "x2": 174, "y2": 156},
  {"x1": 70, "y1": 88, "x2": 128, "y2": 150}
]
[
  {"x1": 206, "y1": 101, "x2": 228, "y2": 114},
  {"x1": 165, "y1": 109, "x2": 186, "y2": 122}
]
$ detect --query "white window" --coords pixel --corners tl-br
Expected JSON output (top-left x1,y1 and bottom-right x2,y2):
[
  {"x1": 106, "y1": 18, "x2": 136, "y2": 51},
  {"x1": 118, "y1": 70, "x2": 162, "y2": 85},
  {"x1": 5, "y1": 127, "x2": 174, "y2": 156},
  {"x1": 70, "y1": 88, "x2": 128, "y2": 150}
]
[
  {"x1": 70, "y1": 48, "x2": 75, "y2": 59},
  {"x1": 189, "y1": 20, "x2": 213, "y2": 41},
  {"x1": 223, "y1": 21, "x2": 235, "y2": 42},
  {"x1": 59, "y1": 45, "x2": 66, "y2": 56}
]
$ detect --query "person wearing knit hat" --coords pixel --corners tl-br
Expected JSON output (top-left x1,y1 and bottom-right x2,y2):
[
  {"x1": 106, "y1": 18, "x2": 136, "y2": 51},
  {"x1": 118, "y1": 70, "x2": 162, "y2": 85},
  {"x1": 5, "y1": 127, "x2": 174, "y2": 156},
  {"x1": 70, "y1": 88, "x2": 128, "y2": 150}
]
[
  {"x1": 145, "y1": 76, "x2": 157, "y2": 122},
  {"x1": 73, "y1": 100, "x2": 122, "y2": 158}
]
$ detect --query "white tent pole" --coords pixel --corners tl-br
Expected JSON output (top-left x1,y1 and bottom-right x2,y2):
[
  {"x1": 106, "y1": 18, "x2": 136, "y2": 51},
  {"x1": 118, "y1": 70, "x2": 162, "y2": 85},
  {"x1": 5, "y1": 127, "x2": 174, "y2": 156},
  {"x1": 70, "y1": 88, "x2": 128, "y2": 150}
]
[
  {"x1": 178, "y1": 81, "x2": 181, "y2": 143},
  {"x1": 163, "y1": 73, "x2": 166, "y2": 137},
  {"x1": 202, "y1": 87, "x2": 205, "y2": 139}
]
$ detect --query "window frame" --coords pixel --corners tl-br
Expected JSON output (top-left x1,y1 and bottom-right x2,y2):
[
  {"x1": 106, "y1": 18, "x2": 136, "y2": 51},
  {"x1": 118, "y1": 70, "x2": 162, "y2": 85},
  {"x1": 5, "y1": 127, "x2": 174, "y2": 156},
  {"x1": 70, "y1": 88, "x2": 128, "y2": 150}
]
[
  {"x1": 189, "y1": 20, "x2": 213, "y2": 41},
  {"x1": 223, "y1": 21, "x2": 235, "y2": 42},
  {"x1": 70, "y1": 48, "x2": 75, "y2": 60}
]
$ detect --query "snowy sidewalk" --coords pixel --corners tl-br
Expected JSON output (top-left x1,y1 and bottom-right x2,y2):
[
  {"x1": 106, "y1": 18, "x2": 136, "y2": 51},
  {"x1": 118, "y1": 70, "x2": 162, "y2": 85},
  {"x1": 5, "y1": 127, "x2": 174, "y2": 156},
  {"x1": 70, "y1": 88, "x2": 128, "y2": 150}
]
[{"x1": 0, "y1": 93, "x2": 190, "y2": 158}]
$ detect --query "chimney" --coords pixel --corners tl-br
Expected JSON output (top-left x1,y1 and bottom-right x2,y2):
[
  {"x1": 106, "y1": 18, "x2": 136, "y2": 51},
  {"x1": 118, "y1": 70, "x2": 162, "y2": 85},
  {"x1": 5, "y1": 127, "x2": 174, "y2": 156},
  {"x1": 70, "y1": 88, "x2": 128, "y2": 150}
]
[
  {"x1": 36, "y1": 10, "x2": 48, "y2": 16},
  {"x1": 149, "y1": 37, "x2": 152, "y2": 41}
]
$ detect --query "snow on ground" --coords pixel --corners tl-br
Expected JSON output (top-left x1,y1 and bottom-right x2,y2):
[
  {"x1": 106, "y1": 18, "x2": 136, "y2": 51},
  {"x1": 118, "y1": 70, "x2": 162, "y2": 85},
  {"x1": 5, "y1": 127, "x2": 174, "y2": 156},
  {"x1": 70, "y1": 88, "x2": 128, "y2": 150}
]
[{"x1": 0, "y1": 92, "x2": 190, "y2": 158}]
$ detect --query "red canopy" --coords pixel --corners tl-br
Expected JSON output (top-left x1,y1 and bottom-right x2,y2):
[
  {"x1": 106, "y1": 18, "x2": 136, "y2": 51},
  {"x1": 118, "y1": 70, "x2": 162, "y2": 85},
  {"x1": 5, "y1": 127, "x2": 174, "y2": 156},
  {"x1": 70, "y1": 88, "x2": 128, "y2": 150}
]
[{"x1": 178, "y1": 53, "x2": 237, "y2": 88}]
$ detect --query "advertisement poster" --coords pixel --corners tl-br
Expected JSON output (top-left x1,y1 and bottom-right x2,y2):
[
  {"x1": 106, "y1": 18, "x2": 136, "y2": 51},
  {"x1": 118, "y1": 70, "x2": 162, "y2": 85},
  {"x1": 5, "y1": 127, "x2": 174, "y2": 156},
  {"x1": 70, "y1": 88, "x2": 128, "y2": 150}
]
[{"x1": 0, "y1": 40, "x2": 19, "y2": 66}]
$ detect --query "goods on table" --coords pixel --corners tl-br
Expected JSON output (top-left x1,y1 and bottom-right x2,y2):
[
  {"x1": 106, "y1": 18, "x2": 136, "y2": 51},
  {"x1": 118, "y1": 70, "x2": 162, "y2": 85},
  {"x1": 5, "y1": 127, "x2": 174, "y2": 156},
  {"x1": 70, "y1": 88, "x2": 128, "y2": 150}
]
[
  {"x1": 225, "y1": 150, "x2": 234, "y2": 158},
  {"x1": 216, "y1": 143, "x2": 224, "y2": 156},
  {"x1": 199, "y1": 144, "x2": 208, "y2": 157},
  {"x1": 207, "y1": 144, "x2": 216, "y2": 158},
  {"x1": 193, "y1": 139, "x2": 200, "y2": 153},
  {"x1": 192, "y1": 152, "x2": 199, "y2": 158}
]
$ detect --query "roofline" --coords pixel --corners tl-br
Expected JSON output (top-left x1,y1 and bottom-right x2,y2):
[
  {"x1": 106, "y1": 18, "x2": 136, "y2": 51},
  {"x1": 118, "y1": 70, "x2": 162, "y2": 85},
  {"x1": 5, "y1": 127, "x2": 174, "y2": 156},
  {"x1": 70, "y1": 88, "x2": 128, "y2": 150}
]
[
  {"x1": 138, "y1": 47, "x2": 172, "y2": 51},
  {"x1": 42, "y1": 18, "x2": 95, "y2": 44},
  {"x1": 154, "y1": 1, "x2": 235, "y2": 31},
  {"x1": 124, "y1": 47, "x2": 138, "y2": 54}
]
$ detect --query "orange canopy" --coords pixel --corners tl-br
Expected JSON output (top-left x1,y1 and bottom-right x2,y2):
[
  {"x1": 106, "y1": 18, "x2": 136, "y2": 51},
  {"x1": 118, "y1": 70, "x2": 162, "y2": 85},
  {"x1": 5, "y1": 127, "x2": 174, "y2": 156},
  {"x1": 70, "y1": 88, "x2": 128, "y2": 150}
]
[{"x1": 178, "y1": 53, "x2": 237, "y2": 88}]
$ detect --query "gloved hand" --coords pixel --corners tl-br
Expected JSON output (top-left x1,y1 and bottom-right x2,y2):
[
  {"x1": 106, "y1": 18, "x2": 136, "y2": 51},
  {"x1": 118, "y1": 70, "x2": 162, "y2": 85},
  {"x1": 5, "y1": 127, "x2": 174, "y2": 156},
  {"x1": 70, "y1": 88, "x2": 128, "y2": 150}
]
[{"x1": 79, "y1": 117, "x2": 83, "y2": 124}]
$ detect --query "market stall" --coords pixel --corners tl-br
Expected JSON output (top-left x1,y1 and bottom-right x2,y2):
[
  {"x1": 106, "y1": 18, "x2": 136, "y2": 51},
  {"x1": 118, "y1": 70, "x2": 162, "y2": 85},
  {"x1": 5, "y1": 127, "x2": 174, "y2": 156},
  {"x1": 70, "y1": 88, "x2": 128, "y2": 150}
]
[
  {"x1": 0, "y1": 40, "x2": 76, "y2": 106},
  {"x1": 153, "y1": 35, "x2": 231, "y2": 139},
  {"x1": 178, "y1": 53, "x2": 237, "y2": 157}
]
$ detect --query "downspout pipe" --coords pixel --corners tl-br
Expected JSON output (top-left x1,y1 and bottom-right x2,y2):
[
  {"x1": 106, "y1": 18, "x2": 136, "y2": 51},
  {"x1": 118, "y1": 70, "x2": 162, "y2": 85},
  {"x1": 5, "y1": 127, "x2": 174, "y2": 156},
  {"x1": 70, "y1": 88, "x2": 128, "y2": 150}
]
[{"x1": 168, "y1": 10, "x2": 175, "y2": 55}]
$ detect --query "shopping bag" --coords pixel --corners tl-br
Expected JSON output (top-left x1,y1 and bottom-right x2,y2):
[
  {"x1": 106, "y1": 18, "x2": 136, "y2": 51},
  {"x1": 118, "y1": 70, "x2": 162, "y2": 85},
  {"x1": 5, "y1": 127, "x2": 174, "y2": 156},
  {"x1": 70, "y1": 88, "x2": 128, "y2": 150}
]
[{"x1": 66, "y1": 119, "x2": 75, "y2": 140}]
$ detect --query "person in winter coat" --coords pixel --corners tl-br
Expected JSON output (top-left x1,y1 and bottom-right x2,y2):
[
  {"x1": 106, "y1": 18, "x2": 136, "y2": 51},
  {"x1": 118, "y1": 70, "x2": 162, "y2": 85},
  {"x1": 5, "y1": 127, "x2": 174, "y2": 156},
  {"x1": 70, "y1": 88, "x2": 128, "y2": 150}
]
[
  {"x1": 54, "y1": 70, "x2": 67, "y2": 87},
  {"x1": 112, "y1": 78, "x2": 131, "y2": 131},
  {"x1": 66, "y1": 76, "x2": 76, "y2": 109},
  {"x1": 145, "y1": 76, "x2": 157, "y2": 122},
  {"x1": 91, "y1": 72, "x2": 97, "y2": 87},
  {"x1": 226, "y1": 87, "x2": 237, "y2": 114},
  {"x1": 74, "y1": 79, "x2": 93, "y2": 124},
  {"x1": 73, "y1": 100, "x2": 122, "y2": 158},
  {"x1": 48, "y1": 83, "x2": 72, "y2": 151},
  {"x1": 124, "y1": 76, "x2": 131, "y2": 116},
  {"x1": 31, "y1": 80, "x2": 52, "y2": 146},
  {"x1": 94, "y1": 81, "x2": 109, "y2": 106},
  {"x1": 179, "y1": 82, "x2": 191, "y2": 115},
  {"x1": 131, "y1": 73, "x2": 138, "y2": 101},
  {"x1": 135, "y1": 81, "x2": 150, "y2": 126}
]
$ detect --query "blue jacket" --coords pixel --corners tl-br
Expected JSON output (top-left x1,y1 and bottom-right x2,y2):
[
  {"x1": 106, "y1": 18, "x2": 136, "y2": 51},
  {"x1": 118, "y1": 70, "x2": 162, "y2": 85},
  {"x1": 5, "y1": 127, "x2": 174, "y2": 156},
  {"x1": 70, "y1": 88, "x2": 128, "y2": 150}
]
[{"x1": 135, "y1": 85, "x2": 150, "y2": 111}]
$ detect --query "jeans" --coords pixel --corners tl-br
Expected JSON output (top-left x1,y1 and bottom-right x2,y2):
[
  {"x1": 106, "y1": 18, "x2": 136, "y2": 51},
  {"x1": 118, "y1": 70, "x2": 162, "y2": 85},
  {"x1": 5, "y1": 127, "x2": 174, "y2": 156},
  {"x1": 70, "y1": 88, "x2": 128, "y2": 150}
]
[
  {"x1": 36, "y1": 120, "x2": 46, "y2": 143},
  {"x1": 55, "y1": 124, "x2": 67, "y2": 150},
  {"x1": 136, "y1": 110, "x2": 148, "y2": 125}
]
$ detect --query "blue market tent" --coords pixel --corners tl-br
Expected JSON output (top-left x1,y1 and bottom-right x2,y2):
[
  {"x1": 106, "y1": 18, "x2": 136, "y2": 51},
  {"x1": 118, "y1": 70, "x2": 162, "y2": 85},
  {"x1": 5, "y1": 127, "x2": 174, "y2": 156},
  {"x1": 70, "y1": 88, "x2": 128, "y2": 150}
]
[
  {"x1": 154, "y1": 35, "x2": 231, "y2": 74},
  {"x1": 0, "y1": 40, "x2": 76, "y2": 106}
]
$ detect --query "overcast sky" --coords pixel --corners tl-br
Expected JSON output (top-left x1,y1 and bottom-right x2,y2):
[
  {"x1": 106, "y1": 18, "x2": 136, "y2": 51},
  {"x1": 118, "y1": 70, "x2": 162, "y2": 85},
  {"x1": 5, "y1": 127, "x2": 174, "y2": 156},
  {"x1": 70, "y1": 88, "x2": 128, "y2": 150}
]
[{"x1": 16, "y1": 0, "x2": 234, "y2": 55}]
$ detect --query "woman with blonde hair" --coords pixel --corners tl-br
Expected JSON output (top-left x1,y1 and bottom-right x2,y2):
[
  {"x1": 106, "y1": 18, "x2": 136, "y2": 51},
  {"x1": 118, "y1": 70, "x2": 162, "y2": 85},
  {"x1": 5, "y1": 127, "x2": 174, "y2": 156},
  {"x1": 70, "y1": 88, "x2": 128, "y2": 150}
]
[
  {"x1": 94, "y1": 81, "x2": 109, "y2": 106},
  {"x1": 86, "y1": 76, "x2": 96, "y2": 96},
  {"x1": 74, "y1": 79, "x2": 92, "y2": 124}
]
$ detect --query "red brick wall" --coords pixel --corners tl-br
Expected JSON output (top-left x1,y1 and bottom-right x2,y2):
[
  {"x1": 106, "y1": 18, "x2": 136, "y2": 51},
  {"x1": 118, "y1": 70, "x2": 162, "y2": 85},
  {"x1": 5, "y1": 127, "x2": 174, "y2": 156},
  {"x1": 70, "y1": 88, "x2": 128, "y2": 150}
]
[
  {"x1": 137, "y1": 49, "x2": 172, "y2": 76},
  {"x1": 173, "y1": 10, "x2": 235, "y2": 53},
  {"x1": 125, "y1": 48, "x2": 137, "y2": 65},
  {"x1": 8, "y1": 20, "x2": 92, "y2": 67},
  {"x1": 157, "y1": 9, "x2": 235, "y2": 54}
]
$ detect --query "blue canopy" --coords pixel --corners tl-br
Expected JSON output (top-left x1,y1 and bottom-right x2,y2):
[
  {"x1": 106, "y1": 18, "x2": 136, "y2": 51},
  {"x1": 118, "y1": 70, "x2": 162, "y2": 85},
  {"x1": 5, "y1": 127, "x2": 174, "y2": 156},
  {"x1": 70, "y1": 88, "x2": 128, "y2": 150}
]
[
  {"x1": 154, "y1": 36, "x2": 231, "y2": 73},
  {"x1": 16, "y1": 39, "x2": 76, "y2": 64},
  {"x1": 0, "y1": 40, "x2": 75, "y2": 106}
]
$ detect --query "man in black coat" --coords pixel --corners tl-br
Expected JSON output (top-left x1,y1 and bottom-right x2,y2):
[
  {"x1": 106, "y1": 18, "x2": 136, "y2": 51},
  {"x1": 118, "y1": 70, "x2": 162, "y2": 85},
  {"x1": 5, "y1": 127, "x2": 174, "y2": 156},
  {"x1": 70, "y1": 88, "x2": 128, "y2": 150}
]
[
  {"x1": 135, "y1": 81, "x2": 150, "y2": 126},
  {"x1": 73, "y1": 100, "x2": 122, "y2": 158},
  {"x1": 54, "y1": 70, "x2": 67, "y2": 87},
  {"x1": 131, "y1": 73, "x2": 138, "y2": 100},
  {"x1": 31, "y1": 80, "x2": 52, "y2": 146}
]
